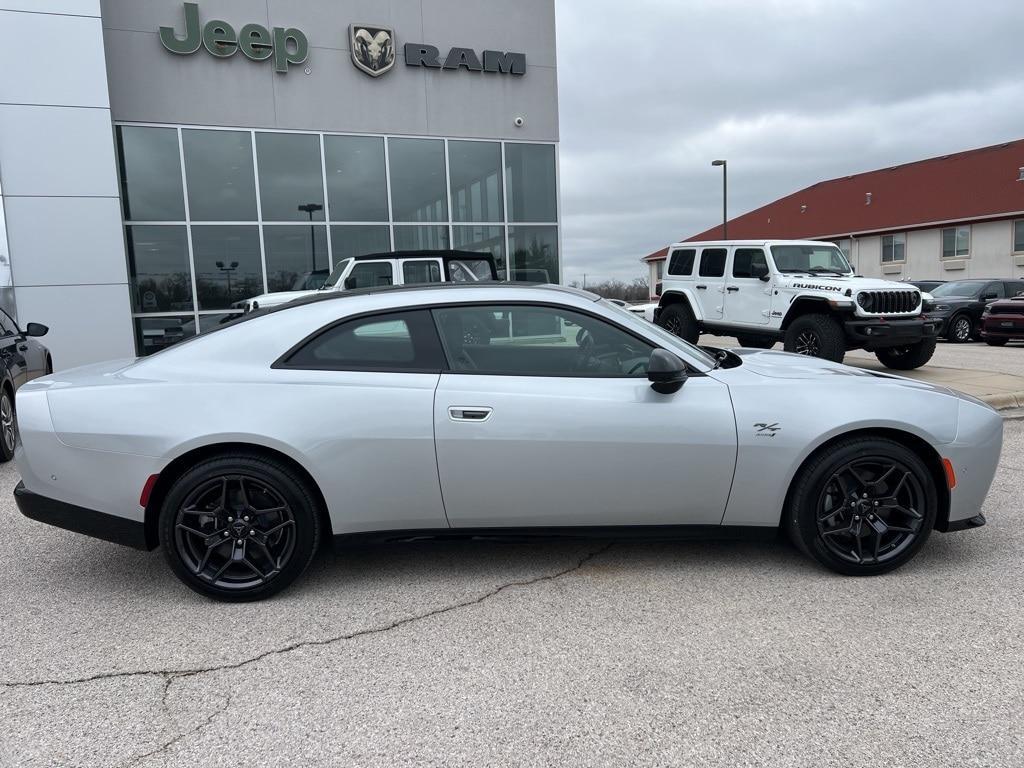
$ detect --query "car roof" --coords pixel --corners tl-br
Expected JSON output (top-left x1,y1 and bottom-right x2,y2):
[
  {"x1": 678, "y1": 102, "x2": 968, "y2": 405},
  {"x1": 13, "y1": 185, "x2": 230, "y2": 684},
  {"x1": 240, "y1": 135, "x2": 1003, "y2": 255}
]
[
  {"x1": 348, "y1": 249, "x2": 497, "y2": 262},
  {"x1": 667, "y1": 239, "x2": 834, "y2": 248}
]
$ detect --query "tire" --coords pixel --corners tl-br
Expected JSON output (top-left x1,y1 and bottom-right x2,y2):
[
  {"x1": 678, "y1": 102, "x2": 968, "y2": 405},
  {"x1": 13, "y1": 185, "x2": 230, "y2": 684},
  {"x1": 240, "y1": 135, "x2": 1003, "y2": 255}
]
[
  {"x1": 785, "y1": 436, "x2": 937, "y2": 576},
  {"x1": 783, "y1": 313, "x2": 846, "y2": 362},
  {"x1": 159, "y1": 454, "x2": 323, "y2": 602},
  {"x1": 874, "y1": 336, "x2": 937, "y2": 370},
  {"x1": 0, "y1": 387, "x2": 14, "y2": 463},
  {"x1": 736, "y1": 334, "x2": 776, "y2": 349},
  {"x1": 985, "y1": 338, "x2": 1008, "y2": 347},
  {"x1": 656, "y1": 302, "x2": 700, "y2": 344},
  {"x1": 946, "y1": 313, "x2": 972, "y2": 343}
]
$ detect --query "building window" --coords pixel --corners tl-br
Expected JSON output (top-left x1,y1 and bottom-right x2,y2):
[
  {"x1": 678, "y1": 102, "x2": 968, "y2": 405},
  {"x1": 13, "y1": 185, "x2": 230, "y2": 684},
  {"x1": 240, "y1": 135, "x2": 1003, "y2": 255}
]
[
  {"x1": 656, "y1": 261, "x2": 664, "y2": 280},
  {"x1": 881, "y1": 234, "x2": 906, "y2": 263},
  {"x1": 115, "y1": 126, "x2": 558, "y2": 355},
  {"x1": 941, "y1": 225, "x2": 970, "y2": 258},
  {"x1": 1014, "y1": 220, "x2": 1024, "y2": 253}
]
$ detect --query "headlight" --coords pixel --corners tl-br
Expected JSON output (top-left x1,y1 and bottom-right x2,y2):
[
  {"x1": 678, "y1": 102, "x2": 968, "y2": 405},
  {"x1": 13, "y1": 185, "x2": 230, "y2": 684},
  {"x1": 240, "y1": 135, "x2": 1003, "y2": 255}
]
[
  {"x1": 856, "y1": 292, "x2": 874, "y2": 311},
  {"x1": 933, "y1": 304, "x2": 950, "y2": 311}
]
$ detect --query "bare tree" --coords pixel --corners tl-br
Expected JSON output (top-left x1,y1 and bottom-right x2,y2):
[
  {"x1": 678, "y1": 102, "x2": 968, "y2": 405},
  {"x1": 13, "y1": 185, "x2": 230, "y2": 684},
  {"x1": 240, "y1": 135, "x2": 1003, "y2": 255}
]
[{"x1": 569, "y1": 276, "x2": 649, "y2": 302}]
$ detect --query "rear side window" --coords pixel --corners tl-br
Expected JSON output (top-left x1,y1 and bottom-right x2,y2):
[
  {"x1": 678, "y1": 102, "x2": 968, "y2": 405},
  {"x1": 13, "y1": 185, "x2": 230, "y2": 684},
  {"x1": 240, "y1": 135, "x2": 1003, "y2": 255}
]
[
  {"x1": 667, "y1": 248, "x2": 695, "y2": 275},
  {"x1": 1004, "y1": 281, "x2": 1024, "y2": 298},
  {"x1": 732, "y1": 248, "x2": 767, "y2": 278},
  {"x1": 698, "y1": 248, "x2": 727, "y2": 277},
  {"x1": 403, "y1": 260, "x2": 442, "y2": 285},
  {"x1": 280, "y1": 310, "x2": 445, "y2": 371}
]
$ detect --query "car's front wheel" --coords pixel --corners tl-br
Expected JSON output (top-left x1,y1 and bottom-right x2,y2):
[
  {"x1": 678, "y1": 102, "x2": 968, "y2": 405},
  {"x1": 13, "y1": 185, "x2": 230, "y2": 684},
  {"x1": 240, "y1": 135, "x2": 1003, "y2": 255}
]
[
  {"x1": 946, "y1": 314, "x2": 973, "y2": 343},
  {"x1": 874, "y1": 337, "x2": 937, "y2": 370},
  {"x1": 984, "y1": 337, "x2": 1008, "y2": 347},
  {"x1": 159, "y1": 454, "x2": 322, "y2": 601},
  {"x1": 783, "y1": 313, "x2": 845, "y2": 362},
  {"x1": 656, "y1": 303, "x2": 700, "y2": 344},
  {"x1": 0, "y1": 387, "x2": 15, "y2": 463},
  {"x1": 786, "y1": 436, "x2": 937, "y2": 576}
]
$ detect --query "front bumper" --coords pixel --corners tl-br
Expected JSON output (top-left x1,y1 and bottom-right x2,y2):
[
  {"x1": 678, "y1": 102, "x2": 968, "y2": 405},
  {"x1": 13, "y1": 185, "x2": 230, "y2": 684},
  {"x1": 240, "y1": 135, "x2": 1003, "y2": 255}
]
[
  {"x1": 980, "y1": 316, "x2": 1024, "y2": 340},
  {"x1": 14, "y1": 481, "x2": 152, "y2": 550},
  {"x1": 843, "y1": 315, "x2": 938, "y2": 349}
]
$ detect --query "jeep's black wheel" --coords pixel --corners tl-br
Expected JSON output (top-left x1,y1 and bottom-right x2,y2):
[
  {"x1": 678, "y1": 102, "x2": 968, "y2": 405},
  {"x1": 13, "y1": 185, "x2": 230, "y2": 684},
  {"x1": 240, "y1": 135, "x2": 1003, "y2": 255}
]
[
  {"x1": 946, "y1": 314, "x2": 973, "y2": 343},
  {"x1": 985, "y1": 337, "x2": 1008, "y2": 346},
  {"x1": 159, "y1": 454, "x2": 322, "y2": 602},
  {"x1": 736, "y1": 334, "x2": 776, "y2": 349},
  {"x1": 656, "y1": 303, "x2": 700, "y2": 344},
  {"x1": 874, "y1": 336, "x2": 937, "y2": 370},
  {"x1": 786, "y1": 437, "x2": 936, "y2": 576},
  {"x1": 783, "y1": 314, "x2": 845, "y2": 362}
]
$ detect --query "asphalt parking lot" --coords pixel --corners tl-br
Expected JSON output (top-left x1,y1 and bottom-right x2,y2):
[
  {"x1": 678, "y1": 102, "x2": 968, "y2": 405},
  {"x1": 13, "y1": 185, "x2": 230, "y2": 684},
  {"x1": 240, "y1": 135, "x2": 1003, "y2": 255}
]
[{"x1": 1, "y1": 416, "x2": 1022, "y2": 766}]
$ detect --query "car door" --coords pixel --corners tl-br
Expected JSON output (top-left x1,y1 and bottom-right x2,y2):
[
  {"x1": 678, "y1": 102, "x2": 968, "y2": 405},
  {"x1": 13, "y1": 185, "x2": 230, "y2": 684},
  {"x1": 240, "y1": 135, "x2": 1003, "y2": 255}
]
[
  {"x1": 431, "y1": 302, "x2": 737, "y2": 528},
  {"x1": 0, "y1": 309, "x2": 44, "y2": 378},
  {"x1": 694, "y1": 247, "x2": 727, "y2": 320},
  {"x1": 723, "y1": 247, "x2": 772, "y2": 325},
  {"x1": 0, "y1": 311, "x2": 29, "y2": 388}
]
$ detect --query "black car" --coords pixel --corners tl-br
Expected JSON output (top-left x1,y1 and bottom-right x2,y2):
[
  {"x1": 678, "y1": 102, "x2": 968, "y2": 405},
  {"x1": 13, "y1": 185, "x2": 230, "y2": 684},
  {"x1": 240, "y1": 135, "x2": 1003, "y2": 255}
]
[
  {"x1": 907, "y1": 280, "x2": 945, "y2": 293},
  {"x1": 925, "y1": 279, "x2": 1024, "y2": 343},
  {"x1": 0, "y1": 308, "x2": 50, "y2": 462}
]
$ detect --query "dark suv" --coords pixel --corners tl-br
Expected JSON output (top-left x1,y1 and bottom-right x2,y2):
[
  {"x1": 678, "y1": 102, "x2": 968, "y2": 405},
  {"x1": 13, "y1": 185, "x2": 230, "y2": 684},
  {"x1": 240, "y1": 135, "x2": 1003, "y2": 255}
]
[{"x1": 924, "y1": 279, "x2": 1024, "y2": 343}]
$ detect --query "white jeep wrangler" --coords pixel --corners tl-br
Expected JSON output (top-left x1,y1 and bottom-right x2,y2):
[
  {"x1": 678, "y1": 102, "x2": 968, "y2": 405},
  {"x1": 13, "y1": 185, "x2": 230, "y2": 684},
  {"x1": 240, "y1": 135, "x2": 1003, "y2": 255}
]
[{"x1": 654, "y1": 240, "x2": 939, "y2": 369}]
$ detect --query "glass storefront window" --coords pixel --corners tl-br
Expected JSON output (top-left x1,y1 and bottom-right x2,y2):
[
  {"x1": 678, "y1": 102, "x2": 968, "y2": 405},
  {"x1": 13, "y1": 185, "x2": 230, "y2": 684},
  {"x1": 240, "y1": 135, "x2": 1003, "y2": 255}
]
[
  {"x1": 388, "y1": 138, "x2": 447, "y2": 222},
  {"x1": 505, "y1": 143, "x2": 557, "y2": 223},
  {"x1": 452, "y1": 225, "x2": 506, "y2": 275},
  {"x1": 324, "y1": 135, "x2": 388, "y2": 221},
  {"x1": 182, "y1": 129, "x2": 258, "y2": 221},
  {"x1": 134, "y1": 315, "x2": 196, "y2": 356},
  {"x1": 509, "y1": 226, "x2": 558, "y2": 283},
  {"x1": 263, "y1": 225, "x2": 330, "y2": 294},
  {"x1": 117, "y1": 127, "x2": 185, "y2": 221},
  {"x1": 191, "y1": 225, "x2": 263, "y2": 309},
  {"x1": 448, "y1": 141, "x2": 503, "y2": 222},
  {"x1": 330, "y1": 225, "x2": 391, "y2": 260},
  {"x1": 125, "y1": 225, "x2": 193, "y2": 312},
  {"x1": 394, "y1": 225, "x2": 449, "y2": 251},
  {"x1": 256, "y1": 133, "x2": 325, "y2": 222}
]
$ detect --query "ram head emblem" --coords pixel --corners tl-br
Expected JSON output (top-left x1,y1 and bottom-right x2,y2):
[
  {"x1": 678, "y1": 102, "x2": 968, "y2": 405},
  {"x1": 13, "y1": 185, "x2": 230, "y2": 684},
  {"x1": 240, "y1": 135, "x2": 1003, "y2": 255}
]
[{"x1": 350, "y1": 25, "x2": 395, "y2": 77}]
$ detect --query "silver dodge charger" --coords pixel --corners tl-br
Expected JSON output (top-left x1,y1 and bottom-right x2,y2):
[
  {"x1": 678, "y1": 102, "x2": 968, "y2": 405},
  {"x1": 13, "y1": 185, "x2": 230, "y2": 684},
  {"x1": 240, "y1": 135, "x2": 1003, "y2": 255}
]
[{"x1": 14, "y1": 284, "x2": 1002, "y2": 601}]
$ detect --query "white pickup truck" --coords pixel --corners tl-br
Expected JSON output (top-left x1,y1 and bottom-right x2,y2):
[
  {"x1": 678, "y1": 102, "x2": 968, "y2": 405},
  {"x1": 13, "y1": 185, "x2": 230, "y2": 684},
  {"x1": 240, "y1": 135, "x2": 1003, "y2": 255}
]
[{"x1": 653, "y1": 239, "x2": 939, "y2": 369}]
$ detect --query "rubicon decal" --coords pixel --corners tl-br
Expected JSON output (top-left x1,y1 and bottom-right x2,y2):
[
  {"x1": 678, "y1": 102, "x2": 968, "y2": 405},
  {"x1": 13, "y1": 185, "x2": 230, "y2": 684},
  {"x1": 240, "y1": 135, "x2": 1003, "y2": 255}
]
[{"x1": 791, "y1": 283, "x2": 842, "y2": 292}]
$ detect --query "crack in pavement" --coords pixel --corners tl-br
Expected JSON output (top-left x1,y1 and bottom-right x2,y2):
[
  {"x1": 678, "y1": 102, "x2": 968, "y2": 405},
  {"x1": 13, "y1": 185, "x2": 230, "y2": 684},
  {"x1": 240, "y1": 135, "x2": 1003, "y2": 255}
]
[
  {"x1": 0, "y1": 542, "x2": 614, "y2": 692},
  {"x1": 119, "y1": 692, "x2": 232, "y2": 768}
]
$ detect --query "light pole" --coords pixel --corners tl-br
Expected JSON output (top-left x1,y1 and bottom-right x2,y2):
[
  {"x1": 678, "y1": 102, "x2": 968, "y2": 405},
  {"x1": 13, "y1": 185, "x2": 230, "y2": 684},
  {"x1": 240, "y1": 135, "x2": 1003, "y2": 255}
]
[
  {"x1": 297, "y1": 203, "x2": 324, "y2": 271},
  {"x1": 711, "y1": 160, "x2": 727, "y2": 238},
  {"x1": 215, "y1": 260, "x2": 239, "y2": 297}
]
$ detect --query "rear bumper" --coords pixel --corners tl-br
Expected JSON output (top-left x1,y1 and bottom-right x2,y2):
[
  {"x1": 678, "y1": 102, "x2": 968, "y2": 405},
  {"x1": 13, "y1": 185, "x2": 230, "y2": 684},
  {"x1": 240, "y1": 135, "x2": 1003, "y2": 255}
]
[
  {"x1": 14, "y1": 481, "x2": 152, "y2": 550},
  {"x1": 843, "y1": 316, "x2": 938, "y2": 349}
]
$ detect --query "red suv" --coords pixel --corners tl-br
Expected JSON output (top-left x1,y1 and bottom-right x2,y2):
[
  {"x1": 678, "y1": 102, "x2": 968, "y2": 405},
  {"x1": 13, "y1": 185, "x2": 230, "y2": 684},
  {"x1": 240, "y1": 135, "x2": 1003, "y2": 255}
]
[{"x1": 981, "y1": 293, "x2": 1024, "y2": 346}]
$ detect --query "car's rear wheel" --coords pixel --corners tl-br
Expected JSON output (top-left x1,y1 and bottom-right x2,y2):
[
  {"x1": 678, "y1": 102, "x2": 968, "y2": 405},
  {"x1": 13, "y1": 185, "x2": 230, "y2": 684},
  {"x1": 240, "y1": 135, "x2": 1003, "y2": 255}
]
[
  {"x1": 159, "y1": 454, "x2": 322, "y2": 601},
  {"x1": 0, "y1": 387, "x2": 15, "y2": 463},
  {"x1": 946, "y1": 314, "x2": 972, "y2": 343},
  {"x1": 783, "y1": 313, "x2": 846, "y2": 363},
  {"x1": 874, "y1": 336, "x2": 937, "y2": 370},
  {"x1": 786, "y1": 437, "x2": 936, "y2": 576},
  {"x1": 736, "y1": 334, "x2": 776, "y2": 349},
  {"x1": 984, "y1": 337, "x2": 1008, "y2": 347},
  {"x1": 656, "y1": 303, "x2": 700, "y2": 344}
]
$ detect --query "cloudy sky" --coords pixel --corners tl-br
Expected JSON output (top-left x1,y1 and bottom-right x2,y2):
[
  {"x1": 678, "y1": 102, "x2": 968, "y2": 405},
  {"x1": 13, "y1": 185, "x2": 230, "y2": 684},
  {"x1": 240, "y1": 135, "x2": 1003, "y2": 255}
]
[{"x1": 554, "y1": 0, "x2": 1024, "y2": 285}]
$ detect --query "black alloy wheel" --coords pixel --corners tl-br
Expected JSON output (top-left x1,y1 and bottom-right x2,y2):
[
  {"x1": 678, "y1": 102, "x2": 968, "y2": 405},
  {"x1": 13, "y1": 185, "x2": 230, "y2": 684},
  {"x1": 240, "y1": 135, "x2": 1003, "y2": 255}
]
[
  {"x1": 656, "y1": 303, "x2": 699, "y2": 344},
  {"x1": 160, "y1": 455, "x2": 322, "y2": 601},
  {"x1": 948, "y1": 314, "x2": 972, "y2": 343},
  {"x1": 787, "y1": 437, "x2": 937, "y2": 576},
  {"x1": 793, "y1": 330, "x2": 820, "y2": 356},
  {"x1": 0, "y1": 388, "x2": 15, "y2": 462}
]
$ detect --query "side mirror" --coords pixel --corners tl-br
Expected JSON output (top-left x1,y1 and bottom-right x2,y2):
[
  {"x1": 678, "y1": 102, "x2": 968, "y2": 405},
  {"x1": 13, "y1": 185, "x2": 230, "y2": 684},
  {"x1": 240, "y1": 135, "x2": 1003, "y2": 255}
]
[
  {"x1": 24, "y1": 322, "x2": 48, "y2": 337},
  {"x1": 752, "y1": 263, "x2": 770, "y2": 281},
  {"x1": 647, "y1": 348, "x2": 687, "y2": 394},
  {"x1": 343, "y1": 277, "x2": 357, "y2": 290}
]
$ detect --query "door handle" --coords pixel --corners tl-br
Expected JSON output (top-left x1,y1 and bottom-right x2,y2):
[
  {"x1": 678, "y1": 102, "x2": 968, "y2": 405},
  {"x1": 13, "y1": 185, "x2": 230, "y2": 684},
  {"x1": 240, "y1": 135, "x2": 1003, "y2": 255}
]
[
  {"x1": 448, "y1": 406, "x2": 493, "y2": 422},
  {"x1": 726, "y1": 286, "x2": 739, "y2": 292},
  {"x1": 696, "y1": 284, "x2": 707, "y2": 290}
]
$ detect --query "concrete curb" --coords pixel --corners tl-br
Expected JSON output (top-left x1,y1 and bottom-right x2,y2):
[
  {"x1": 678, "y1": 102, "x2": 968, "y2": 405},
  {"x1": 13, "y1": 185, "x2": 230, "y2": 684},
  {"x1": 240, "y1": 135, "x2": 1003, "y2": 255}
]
[{"x1": 983, "y1": 392, "x2": 1024, "y2": 411}]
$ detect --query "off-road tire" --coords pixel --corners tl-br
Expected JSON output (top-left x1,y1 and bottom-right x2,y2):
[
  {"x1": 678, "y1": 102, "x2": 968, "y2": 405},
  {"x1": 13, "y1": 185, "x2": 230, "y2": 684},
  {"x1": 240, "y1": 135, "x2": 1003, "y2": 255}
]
[
  {"x1": 657, "y1": 303, "x2": 700, "y2": 344},
  {"x1": 783, "y1": 313, "x2": 846, "y2": 363},
  {"x1": 874, "y1": 337, "x2": 937, "y2": 370},
  {"x1": 785, "y1": 436, "x2": 937, "y2": 576}
]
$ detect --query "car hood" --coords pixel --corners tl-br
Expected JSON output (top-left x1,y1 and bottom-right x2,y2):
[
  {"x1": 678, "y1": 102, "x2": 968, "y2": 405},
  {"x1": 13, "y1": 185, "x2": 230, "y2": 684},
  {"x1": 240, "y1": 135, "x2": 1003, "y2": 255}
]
[
  {"x1": 775, "y1": 275, "x2": 920, "y2": 292},
  {"x1": 723, "y1": 348, "x2": 953, "y2": 394}
]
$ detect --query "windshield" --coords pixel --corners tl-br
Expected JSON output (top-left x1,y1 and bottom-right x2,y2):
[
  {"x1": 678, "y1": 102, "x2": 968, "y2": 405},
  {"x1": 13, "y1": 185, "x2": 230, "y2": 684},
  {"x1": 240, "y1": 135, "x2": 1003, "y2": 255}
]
[
  {"x1": 448, "y1": 258, "x2": 495, "y2": 282},
  {"x1": 770, "y1": 244, "x2": 852, "y2": 275},
  {"x1": 930, "y1": 281, "x2": 983, "y2": 298},
  {"x1": 322, "y1": 259, "x2": 353, "y2": 289},
  {"x1": 600, "y1": 299, "x2": 718, "y2": 368},
  {"x1": 291, "y1": 269, "x2": 329, "y2": 291}
]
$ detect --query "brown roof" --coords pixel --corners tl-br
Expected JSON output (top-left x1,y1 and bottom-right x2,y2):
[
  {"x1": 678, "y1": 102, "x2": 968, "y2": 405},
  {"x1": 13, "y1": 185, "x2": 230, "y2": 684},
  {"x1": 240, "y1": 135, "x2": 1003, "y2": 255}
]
[{"x1": 644, "y1": 139, "x2": 1024, "y2": 260}]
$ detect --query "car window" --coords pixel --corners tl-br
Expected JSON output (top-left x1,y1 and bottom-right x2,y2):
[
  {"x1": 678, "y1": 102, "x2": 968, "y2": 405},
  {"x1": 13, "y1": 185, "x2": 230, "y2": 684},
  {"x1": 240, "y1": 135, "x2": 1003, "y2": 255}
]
[
  {"x1": 0, "y1": 310, "x2": 10, "y2": 335},
  {"x1": 667, "y1": 248, "x2": 695, "y2": 276},
  {"x1": 345, "y1": 261, "x2": 393, "y2": 289},
  {"x1": 449, "y1": 258, "x2": 495, "y2": 282},
  {"x1": 732, "y1": 248, "x2": 767, "y2": 278},
  {"x1": 698, "y1": 248, "x2": 727, "y2": 278},
  {"x1": 402, "y1": 260, "x2": 442, "y2": 285},
  {"x1": 433, "y1": 304, "x2": 655, "y2": 377},
  {"x1": 984, "y1": 283, "x2": 1005, "y2": 300},
  {"x1": 280, "y1": 310, "x2": 445, "y2": 371},
  {"x1": 323, "y1": 258, "x2": 352, "y2": 289},
  {"x1": 1007, "y1": 281, "x2": 1024, "y2": 298}
]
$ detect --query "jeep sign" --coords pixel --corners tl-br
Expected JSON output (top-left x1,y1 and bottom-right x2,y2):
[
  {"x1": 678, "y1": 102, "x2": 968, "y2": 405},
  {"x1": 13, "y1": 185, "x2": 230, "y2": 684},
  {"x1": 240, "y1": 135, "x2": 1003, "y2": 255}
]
[{"x1": 159, "y1": 2, "x2": 308, "y2": 73}]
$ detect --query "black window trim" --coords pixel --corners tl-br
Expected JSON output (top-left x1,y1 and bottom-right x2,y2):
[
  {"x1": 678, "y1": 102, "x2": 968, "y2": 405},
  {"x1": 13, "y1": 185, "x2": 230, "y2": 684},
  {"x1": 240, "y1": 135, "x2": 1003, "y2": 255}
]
[{"x1": 271, "y1": 300, "x2": 706, "y2": 377}]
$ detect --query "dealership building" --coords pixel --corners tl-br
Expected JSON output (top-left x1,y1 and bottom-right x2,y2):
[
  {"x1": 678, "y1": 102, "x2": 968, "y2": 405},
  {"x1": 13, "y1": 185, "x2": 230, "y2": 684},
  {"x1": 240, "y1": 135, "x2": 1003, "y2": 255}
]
[
  {"x1": 644, "y1": 140, "x2": 1024, "y2": 296},
  {"x1": 0, "y1": 0, "x2": 560, "y2": 368}
]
